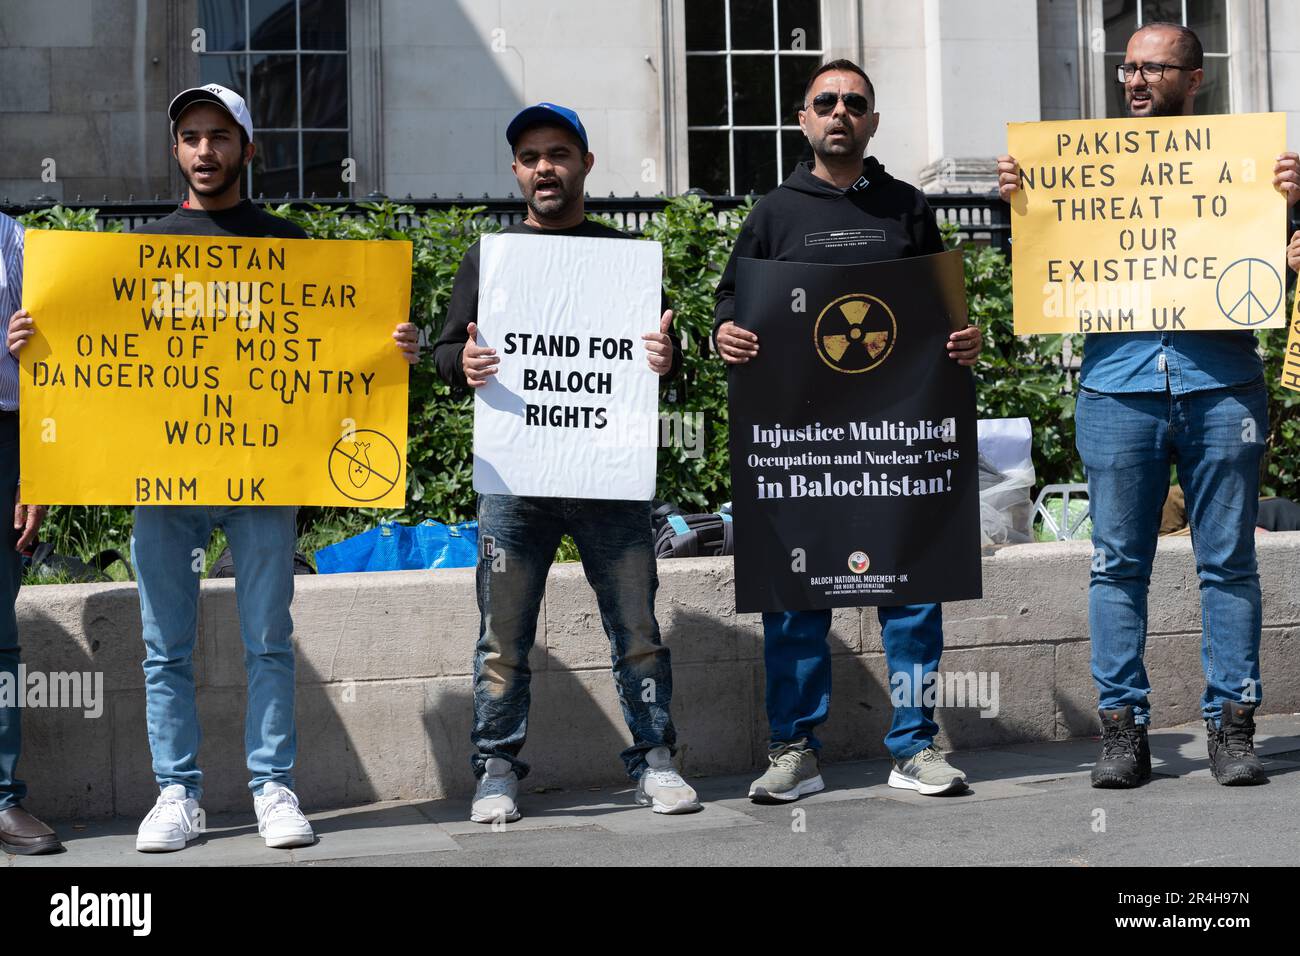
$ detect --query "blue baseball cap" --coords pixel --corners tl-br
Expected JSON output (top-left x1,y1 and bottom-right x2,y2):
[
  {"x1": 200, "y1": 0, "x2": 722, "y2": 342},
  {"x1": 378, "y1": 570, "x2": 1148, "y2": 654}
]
[{"x1": 506, "y1": 103, "x2": 589, "y2": 153}]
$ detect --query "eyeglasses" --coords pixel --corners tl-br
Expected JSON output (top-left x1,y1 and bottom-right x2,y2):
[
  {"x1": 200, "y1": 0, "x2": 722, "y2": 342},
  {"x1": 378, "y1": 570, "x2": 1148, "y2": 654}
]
[
  {"x1": 806, "y1": 91, "x2": 872, "y2": 117},
  {"x1": 1115, "y1": 62, "x2": 1190, "y2": 83}
]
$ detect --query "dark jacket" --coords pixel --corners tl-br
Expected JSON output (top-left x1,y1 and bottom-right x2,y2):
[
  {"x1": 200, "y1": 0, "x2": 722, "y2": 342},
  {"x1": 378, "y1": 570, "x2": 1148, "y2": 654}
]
[{"x1": 713, "y1": 157, "x2": 945, "y2": 338}]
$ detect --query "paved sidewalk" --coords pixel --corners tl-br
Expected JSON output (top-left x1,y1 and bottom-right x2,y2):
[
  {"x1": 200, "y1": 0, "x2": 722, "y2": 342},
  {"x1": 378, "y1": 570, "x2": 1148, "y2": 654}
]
[{"x1": 10, "y1": 715, "x2": 1300, "y2": 867}]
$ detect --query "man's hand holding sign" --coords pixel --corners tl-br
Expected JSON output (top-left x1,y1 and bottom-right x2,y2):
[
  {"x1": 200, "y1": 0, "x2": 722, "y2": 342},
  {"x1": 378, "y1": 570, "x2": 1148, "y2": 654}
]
[
  {"x1": 717, "y1": 316, "x2": 981, "y2": 366},
  {"x1": 462, "y1": 310, "x2": 676, "y2": 386}
]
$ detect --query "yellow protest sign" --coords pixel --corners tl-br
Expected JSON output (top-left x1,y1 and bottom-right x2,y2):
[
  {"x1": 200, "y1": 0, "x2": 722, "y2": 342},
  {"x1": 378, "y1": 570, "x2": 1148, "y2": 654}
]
[
  {"x1": 1008, "y1": 113, "x2": 1288, "y2": 334},
  {"x1": 1283, "y1": 292, "x2": 1300, "y2": 393},
  {"x1": 19, "y1": 230, "x2": 411, "y2": 506}
]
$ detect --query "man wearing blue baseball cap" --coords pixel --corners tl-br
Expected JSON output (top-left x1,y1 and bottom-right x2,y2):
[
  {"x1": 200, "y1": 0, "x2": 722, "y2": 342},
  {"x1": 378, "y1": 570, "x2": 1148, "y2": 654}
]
[
  {"x1": 432, "y1": 103, "x2": 700, "y2": 824},
  {"x1": 505, "y1": 102, "x2": 590, "y2": 154}
]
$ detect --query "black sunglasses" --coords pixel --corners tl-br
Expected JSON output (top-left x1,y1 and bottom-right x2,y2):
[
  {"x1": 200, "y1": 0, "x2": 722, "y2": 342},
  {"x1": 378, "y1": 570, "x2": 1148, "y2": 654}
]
[{"x1": 807, "y1": 91, "x2": 872, "y2": 117}]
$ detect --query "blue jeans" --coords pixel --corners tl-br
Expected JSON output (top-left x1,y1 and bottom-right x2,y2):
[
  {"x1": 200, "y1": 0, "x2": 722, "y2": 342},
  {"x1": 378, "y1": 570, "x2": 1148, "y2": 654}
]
[
  {"x1": 762, "y1": 604, "x2": 943, "y2": 758},
  {"x1": 471, "y1": 494, "x2": 675, "y2": 781},
  {"x1": 0, "y1": 415, "x2": 24, "y2": 810},
  {"x1": 1075, "y1": 380, "x2": 1267, "y2": 725},
  {"x1": 131, "y1": 505, "x2": 299, "y2": 799}
]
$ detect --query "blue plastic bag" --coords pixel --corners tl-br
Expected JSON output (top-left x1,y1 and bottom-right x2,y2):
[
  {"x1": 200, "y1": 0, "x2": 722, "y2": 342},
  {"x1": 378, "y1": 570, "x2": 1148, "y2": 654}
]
[{"x1": 315, "y1": 520, "x2": 479, "y2": 574}]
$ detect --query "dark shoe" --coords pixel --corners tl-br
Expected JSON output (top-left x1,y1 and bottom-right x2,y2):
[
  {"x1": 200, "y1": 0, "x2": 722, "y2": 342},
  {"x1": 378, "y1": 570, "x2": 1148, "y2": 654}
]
[
  {"x1": 0, "y1": 805, "x2": 63, "y2": 855},
  {"x1": 1091, "y1": 705, "x2": 1152, "y2": 788},
  {"x1": 1207, "y1": 701, "x2": 1266, "y2": 786}
]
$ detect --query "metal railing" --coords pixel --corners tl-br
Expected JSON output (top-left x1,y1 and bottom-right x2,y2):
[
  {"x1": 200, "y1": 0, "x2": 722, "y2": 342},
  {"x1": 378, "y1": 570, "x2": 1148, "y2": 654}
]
[
  {"x1": 2, "y1": 190, "x2": 1011, "y2": 253},
  {"x1": 932, "y1": 192, "x2": 1012, "y2": 255}
]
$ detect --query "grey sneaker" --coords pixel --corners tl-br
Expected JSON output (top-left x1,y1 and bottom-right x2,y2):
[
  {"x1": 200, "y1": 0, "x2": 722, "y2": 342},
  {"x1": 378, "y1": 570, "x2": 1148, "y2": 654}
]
[
  {"x1": 748, "y1": 740, "x2": 825, "y2": 803},
  {"x1": 888, "y1": 746, "x2": 968, "y2": 795},
  {"x1": 635, "y1": 746, "x2": 702, "y2": 814},
  {"x1": 470, "y1": 757, "x2": 521, "y2": 824}
]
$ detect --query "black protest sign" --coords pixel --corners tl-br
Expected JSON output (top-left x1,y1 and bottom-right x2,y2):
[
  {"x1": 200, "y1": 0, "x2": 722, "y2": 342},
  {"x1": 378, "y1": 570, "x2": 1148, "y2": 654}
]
[{"x1": 728, "y1": 250, "x2": 982, "y2": 612}]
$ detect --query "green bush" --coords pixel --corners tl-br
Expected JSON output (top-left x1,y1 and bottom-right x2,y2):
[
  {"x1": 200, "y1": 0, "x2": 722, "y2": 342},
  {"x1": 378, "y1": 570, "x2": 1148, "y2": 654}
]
[
  {"x1": 1260, "y1": 285, "x2": 1298, "y2": 498},
  {"x1": 955, "y1": 227, "x2": 1085, "y2": 489},
  {"x1": 13, "y1": 199, "x2": 1299, "y2": 572},
  {"x1": 955, "y1": 231, "x2": 1299, "y2": 498},
  {"x1": 642, "y1": 194, "x2": 751, "y2": 509}
]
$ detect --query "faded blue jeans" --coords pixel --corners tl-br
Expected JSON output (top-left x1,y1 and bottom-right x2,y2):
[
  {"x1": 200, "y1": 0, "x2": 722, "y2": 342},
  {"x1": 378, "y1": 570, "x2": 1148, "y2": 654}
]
[
  {"x1": 1075, "y1": 379, "x2": 1268, "y2": 725},
  {"x1": 132, "y1": 505, "x2": 299, "y2": 800},
  {"x1": 0, "y1": 414, "x2": 24, "y2": 810},
  {"x1": 471, "y1": 494, "x2": 675, "y2": 781},
  {"x1": 762, "y1": 604, "x2": 944, "y2": 759}
]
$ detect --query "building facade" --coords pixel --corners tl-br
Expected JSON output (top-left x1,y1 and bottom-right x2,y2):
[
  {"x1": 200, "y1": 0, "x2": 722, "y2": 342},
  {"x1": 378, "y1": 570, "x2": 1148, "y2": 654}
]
[{"x1": 2, "y1": 0, "x2": 1297, "y2": 203}]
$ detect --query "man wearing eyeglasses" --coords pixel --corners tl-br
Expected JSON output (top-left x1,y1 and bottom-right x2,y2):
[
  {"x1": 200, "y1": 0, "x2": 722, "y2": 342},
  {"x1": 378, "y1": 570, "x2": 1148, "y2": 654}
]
[
  {"x1": 714, "y1": 59, "x2": 982, "y2": 803},
  {"x1": 998, "y1": 22, "x2": 1300, "y2": 789}
]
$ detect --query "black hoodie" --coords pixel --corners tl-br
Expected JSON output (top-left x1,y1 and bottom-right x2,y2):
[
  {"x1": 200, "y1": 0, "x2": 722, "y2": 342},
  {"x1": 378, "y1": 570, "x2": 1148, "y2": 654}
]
[{"x1": 713, "y1": 157, "x2": 944, "y2": 338}]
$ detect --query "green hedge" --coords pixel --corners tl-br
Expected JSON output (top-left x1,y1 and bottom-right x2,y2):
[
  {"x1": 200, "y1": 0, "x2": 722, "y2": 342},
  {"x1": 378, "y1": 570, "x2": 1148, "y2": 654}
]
[{"x1": 15, "y1": 198, "x2": 1299, "y2": 566}]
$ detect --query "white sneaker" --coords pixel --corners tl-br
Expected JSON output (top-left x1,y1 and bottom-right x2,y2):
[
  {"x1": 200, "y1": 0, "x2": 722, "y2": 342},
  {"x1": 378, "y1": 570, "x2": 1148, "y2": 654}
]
[
  {"x1": 471, "y1": 757, "x2": 520, "y2": 824},
  {"x1": 253, "y1": 782, "x2": 315, "y2": 848},
  {"x1": 635, "y1": 746, "x2": 702, "y2": 814},
  {"x1": 136, "y1": 784, "x2": 204, "y2": 853}
]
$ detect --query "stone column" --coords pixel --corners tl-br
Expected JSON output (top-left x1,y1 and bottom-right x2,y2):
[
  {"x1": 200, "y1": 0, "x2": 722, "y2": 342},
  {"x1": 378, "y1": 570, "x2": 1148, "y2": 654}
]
[{"x1": 918, "y1": 0, "x2": 1041, "y2": 194}]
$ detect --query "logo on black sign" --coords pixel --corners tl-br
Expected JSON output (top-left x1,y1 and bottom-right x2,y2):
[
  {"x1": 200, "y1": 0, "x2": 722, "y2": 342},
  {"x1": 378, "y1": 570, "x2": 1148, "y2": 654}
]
[{"x1": 813, "y1": 293, "x2": 897, "y2": 373}]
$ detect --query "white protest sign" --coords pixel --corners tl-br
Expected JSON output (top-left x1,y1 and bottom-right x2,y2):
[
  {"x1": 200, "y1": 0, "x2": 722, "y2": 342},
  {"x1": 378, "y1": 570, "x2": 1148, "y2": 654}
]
[{"x1": 472, "y1": 232, "x2": 662, "y2": 499}]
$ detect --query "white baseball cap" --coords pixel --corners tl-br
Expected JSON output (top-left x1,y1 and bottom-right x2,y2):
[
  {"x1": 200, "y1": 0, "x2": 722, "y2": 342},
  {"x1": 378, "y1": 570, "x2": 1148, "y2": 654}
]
[{"x1": 168, "y1": 84, "x2": 255, "y2": 143}]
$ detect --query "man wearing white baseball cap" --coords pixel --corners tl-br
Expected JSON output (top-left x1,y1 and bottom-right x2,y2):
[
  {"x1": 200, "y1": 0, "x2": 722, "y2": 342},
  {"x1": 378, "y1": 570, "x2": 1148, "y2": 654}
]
[
  {"x1": 168, "y1": 84, "x2": 256, "y2": 146},
  {"x1": 9, "y1": 82, "x2": 421, "y2": 853}
]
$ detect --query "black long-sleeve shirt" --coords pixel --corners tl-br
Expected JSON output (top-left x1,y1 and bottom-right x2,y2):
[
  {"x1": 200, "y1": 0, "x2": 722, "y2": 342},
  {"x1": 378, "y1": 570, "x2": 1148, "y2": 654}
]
[{"x1": 132, "y1": 199, "x2": 309, "y2": 240}]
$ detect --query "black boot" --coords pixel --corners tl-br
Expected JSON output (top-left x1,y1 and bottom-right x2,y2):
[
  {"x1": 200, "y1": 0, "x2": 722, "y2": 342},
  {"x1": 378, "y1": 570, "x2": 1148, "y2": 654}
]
[
  {"x1": 1207, "y1": 701, "x2": 1266, "y2": 785},
  {"x1": 1091, "y1": 705, "x2": 1152, "y2": 788}
]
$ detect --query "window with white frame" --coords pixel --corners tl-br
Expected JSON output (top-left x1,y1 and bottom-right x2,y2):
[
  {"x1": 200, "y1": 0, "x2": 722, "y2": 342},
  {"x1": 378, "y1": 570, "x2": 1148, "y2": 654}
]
[
  {"x1": 685, "y1": 0, "x2": 824, "y2": 195},
  {"x1": 197, "y1": 0, "x2": 350, "y2": 199},
  {"x1": 1100, "y1": 0, "x2": 1229, "y2": 116}
]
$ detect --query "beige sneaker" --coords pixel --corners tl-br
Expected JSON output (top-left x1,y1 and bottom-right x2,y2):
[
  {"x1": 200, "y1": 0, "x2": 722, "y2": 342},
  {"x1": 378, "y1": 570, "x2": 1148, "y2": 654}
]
[
  {"x1": 888, "y1": 746, "x2": 968, "y2": 795},
  {"x1": 748, "y1": 740, "x2": 825, "y2": 803},
  {"x1": 471, "y1": 757, "x2": 521, "y2": 824},
  {"x1": 635, "y1": 747, "x2": 702, "y2": 814}
]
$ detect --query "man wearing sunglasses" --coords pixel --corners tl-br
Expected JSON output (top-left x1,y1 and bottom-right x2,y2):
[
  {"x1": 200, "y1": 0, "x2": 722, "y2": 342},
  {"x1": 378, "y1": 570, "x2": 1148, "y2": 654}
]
[
  {"x1": 714, "y1": 59, "x2": 982, "y2": 803},
  {"x1": 999, "y1": 22, "x2": 1300, "y2": 789}
]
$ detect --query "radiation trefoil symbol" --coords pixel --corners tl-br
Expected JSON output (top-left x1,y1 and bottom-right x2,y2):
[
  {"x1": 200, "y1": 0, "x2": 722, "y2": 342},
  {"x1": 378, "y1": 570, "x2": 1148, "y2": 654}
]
[{"x1": 813, "y1": 293, "x2": 897, "y2": 373}]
